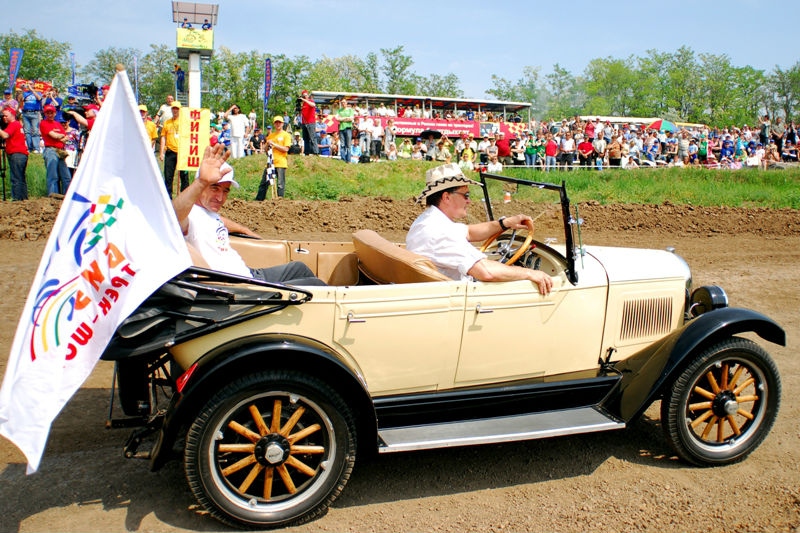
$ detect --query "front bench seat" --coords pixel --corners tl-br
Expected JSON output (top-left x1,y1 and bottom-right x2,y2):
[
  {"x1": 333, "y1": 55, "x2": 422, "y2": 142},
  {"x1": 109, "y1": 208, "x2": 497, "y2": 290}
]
[{"x1": 352, "y1": 229, "x2": 450, "y2": 284}]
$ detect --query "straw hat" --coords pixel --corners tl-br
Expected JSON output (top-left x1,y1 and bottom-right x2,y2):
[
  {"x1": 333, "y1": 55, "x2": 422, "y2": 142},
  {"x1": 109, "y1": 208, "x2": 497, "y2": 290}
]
[{"x1": 416, "y1": 163, "x2": 480, "y2": 203}]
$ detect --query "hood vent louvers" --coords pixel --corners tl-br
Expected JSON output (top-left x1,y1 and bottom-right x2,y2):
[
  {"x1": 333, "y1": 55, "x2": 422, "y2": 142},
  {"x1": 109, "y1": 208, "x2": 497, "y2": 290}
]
[{"x1": 620, "y1": 297, "x2": 673, "y2": 341}]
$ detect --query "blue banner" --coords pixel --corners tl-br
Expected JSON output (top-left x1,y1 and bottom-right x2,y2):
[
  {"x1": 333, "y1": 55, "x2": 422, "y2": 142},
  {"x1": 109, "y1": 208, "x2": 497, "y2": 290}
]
[
  {"x1": 263, "y1": 58, "x2": 272, "y2": 113},
  {"x1": 9, "y1": 47, "x2": 23, "y2": 90}
]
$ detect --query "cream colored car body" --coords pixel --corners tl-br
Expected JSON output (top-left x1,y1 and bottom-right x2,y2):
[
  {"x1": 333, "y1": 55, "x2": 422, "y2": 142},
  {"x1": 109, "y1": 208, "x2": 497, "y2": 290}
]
[{"x1": 171, "y1": 237, "x2": 689, "y2": 397}]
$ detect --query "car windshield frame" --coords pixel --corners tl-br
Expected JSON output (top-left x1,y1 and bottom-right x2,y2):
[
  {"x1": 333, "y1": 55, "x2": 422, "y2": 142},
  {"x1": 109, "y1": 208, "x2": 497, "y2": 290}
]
[{"x1": 477, "y1": 172, "x2": 578, "y2": 284}]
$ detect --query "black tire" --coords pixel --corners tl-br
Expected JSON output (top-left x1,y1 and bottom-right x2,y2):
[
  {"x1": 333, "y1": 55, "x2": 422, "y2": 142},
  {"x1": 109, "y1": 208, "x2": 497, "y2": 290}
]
[
  {"x1": 661, "y1": 337, "x2": 780, "y2": 466},
  {"x1": 184, "y1": 370, "x2": 356, "y2": 529}
]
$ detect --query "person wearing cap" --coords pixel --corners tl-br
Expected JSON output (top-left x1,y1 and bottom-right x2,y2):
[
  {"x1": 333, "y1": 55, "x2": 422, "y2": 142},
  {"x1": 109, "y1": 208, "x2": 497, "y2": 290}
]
[
  {"x1": 298, "y1": 90, "x2": 318, "y2": 156},
  {"x1": 39, "y1": 104, "x2": 71, "y2": 195},
  {"x1": 406, "y1": 164, "x2": 552, "y2": 295},
  {"x1": 0, "y1": 105, "x2": 29, "y2": 200},
  {"x1": 173, "y1": 144, "x2": 324, "y2": 285},
  {"x1": 160, "y1": 100, "x2": 189, "y2": 198},
  {"x1": 138, "y1": 104, "x2": 158, "y2": 150},
  {"x1": 256, "y1": 115, "x2": 292, "y2": 200},
  {"x1": 2, "y1": 88, "x2": 19, "y2": 115}
]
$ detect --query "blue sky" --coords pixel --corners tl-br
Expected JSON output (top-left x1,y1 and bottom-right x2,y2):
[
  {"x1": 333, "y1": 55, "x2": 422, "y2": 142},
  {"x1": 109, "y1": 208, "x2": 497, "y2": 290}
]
[{"x1": 3, "y1": 0, "x2": 798, "y2": 99}]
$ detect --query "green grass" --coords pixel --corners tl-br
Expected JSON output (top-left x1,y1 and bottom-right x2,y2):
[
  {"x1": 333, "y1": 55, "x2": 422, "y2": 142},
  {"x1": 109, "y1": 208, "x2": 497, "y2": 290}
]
[{"x1": 11, "y1": 153, "x2": 800, "y2": 209}]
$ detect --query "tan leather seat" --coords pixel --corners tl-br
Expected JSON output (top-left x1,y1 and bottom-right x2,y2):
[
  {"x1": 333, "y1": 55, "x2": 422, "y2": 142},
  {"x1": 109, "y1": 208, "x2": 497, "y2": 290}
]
[{"x1": 352, "y1": 230, "x2": 450, "y2": 284}]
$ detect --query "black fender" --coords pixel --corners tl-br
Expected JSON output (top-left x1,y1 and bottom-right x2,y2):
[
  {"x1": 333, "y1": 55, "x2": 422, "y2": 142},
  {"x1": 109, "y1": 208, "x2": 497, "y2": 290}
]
[
  {"x1": 603, "y1": 307, "x2": 785, "y2": 422},
  {"x1": 148, "y1": 333, "x2": 375, "y2": 471}
]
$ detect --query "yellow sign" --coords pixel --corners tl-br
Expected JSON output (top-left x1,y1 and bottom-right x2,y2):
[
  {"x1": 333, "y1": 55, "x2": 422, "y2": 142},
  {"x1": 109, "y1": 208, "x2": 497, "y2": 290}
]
[
  {"x1": 176, "y1": 28, "x2": 214, "y2": 51},
  {"x1": 177, "y1": 108, "x2": 211, "y2": 171}
]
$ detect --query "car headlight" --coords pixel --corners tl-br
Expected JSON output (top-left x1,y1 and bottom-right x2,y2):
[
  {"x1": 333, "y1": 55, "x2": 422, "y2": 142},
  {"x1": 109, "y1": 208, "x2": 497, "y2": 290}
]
[{"x1": 689, "y1": 286, "x2": 729, "y2": 317}]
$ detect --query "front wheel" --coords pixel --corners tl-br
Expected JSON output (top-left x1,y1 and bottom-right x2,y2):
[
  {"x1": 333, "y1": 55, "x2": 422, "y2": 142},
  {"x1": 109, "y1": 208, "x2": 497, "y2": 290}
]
[
  {"x1": 185, "y1": 370, "x2": 356, "y2": 529},
  {"x1": 661, "y1": 337, "x2": 780, "y2": 466}
]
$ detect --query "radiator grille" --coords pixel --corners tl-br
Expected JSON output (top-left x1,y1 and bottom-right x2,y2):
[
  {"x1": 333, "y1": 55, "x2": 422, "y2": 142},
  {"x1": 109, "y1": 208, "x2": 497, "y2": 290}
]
[{"x1": 620, "y1": 297, "x2": 673, "y2": 340}]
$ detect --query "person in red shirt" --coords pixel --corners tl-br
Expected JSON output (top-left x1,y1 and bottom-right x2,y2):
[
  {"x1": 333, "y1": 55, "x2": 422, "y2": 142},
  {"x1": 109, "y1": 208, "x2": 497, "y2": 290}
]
[
  {"x1": 577, "y1": 137, "x2": 595, "y2": 168},
  {"x1": 39, "y1": 104, "x2": 72, "y2": 195},
  {"x1": 495, "y1": 131, "x2": 512, "y2": 165},
  {"x1": 544, "y1": 133, "x2": 559, "y2": 172},
  {"x1": 0, "y1": 106, "x2": 29, "y2": 200},
  {"x1": 298, "y1": 89, "x2": 318, "y2": 155}
]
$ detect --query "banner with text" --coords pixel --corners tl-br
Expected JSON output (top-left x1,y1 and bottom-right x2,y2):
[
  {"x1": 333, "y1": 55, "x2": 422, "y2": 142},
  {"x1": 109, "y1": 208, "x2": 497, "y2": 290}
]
[{"x1": 177, "y1": 108, "x2": 211, "y2": 171}]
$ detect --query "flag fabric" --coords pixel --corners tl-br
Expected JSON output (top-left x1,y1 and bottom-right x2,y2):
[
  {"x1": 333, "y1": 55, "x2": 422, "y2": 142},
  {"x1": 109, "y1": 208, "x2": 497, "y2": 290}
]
[
  {"x1": 265, "y1": 147, "x2": 276, "y2": 198},
  {"x1": 0, "y1": 68, "x2": 192, "y2": 474},
  {"x1": 9, "y1": 48, "x2": 24, "y2": 90}
]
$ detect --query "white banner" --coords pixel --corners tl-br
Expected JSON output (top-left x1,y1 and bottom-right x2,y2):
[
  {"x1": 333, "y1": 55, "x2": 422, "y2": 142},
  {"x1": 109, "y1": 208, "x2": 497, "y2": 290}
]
[{"x1": 0, "y1": 68, "x2": 192, "y2": 473}]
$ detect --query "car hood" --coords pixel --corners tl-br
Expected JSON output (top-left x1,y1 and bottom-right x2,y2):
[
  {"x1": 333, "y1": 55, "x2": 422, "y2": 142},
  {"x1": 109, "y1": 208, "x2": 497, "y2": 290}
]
[{"x1": 584, "y1": 246, "x2": 691, "y2": 283}]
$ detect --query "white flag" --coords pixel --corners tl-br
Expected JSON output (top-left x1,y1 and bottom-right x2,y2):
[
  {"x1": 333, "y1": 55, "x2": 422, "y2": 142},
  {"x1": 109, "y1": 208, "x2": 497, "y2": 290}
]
[{"x1": 0, "y1": 68, "x2": 192, "y2": 473}]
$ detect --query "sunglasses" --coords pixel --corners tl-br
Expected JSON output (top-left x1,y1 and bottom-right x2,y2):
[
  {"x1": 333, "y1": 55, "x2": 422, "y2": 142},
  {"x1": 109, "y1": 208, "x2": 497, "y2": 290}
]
[{"x1": 450, "y1": 191, "x2": 471, "y2": 200}]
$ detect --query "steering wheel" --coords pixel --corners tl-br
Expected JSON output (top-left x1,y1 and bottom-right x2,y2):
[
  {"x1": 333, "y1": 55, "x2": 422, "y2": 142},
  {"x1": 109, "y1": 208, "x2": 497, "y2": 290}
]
[{"x1": 479, "y1": 219, "x2": 535, "y2": 265}]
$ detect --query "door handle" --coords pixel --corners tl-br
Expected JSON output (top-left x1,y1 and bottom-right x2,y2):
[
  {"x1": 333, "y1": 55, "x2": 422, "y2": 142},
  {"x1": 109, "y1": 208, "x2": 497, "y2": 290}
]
[
  {"x1": 475, "y1": 303, "x2": 493, "y2": 314},
  {"x1": 347, "y1": 311, "x2": 366, "y2": 323}
]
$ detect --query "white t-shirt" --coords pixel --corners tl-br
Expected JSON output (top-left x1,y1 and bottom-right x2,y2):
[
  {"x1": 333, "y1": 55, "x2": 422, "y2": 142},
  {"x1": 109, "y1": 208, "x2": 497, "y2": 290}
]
[
  {"x1": 228, "y1": 113, "x2": 250, "y2": 138},
  {"x1": 406, "y1": 206, "x2": 485, "y2": 280},
  {"x1": 185, "y1": 205, "x2": 252, "y2": 277}
]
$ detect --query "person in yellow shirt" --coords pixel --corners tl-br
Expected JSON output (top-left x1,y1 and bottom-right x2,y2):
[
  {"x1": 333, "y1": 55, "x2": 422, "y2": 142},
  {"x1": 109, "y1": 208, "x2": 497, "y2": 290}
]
[
  {"x1": 256, "y1": 115, "x2": 292, "y2": 199},
  {"x1": 139, "y1": 104, "x2": 158, "y2": 151},
  {"x1": 159, "y1": 101, "x2": 189, "y2": 198}
]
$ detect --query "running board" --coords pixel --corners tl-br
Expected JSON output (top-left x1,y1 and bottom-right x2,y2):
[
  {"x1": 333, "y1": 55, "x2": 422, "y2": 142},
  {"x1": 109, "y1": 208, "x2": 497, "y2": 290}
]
[{"x1": 378, "y1": 407, "x2": 624, "y2": 453}]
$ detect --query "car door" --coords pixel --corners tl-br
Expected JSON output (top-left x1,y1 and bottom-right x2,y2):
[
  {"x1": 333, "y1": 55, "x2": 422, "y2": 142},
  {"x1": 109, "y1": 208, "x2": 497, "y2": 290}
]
[
  {"x1": 454, "y1": 273, "x2": 608, "y2": 387},
  {"x1": 333, "y1": 282, "x2": 467, "y2": 395}
]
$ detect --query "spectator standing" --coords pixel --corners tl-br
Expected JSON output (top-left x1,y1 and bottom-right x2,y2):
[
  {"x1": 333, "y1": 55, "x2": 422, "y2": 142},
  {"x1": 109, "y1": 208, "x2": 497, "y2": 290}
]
[
  {"x1": 577, "y1": 136, "x2": 594, "y2": 167},
  {"x1": 477, "y1": 134, "x2": 491, "y2": 164},
  {"x1": 592, "y1": 135, "x2": 607, "y2": 170},
  {"x1": 607, "y1": 136, "x2": 623, "y2": 168},
  {"x1": 159, "y1": 101, "x2": 189, "y2": 198},
  {"x1": 225, "y1": 104, "x2": 250, "y2": 158},
  {"x1": 771, "y1": 117, "x2": 786, "y2": 155},
  {"x1": 758, "y1": 114, "x2": 770, "y2": 146},
  {"x1": 336, "y1": 99, "x2": 354, "y2": 163},
  {"x1": 370, "y1": 118, "x2": 384, "y2": 161},
  {"x1": 357, "y1": 115, "x2": 373, "y2": 157},
  {"x1": 544, "y1": 133, "x2": 558, "y2": 171},
  {"x1": 2, "y1": 88, "x2": 19, "y2": 114},
  {"x1": 42, "y1": 87, "x2": 63, "y2": 123},
  {"x1": 298, "y1": 90, "x2": 318, "y2": 155},
  {"x1": 139, "y1": 104, "x2": 158, "y2": 150},
  {"x1": 559, "y1": 132, "x2": 575, "y2": 169},
  {"x1": 0, "y1": 105, "x2": 29, "y2": 200},
  {"x1": 495, "y1": 132, "x2": 512, "y2": 166},
  {"x1": 20, "y1": 81, "x2": 43, "y2": 153},
  {"x1": 260, "y1": 116, "x2": 292, "y2": 198},
  {"x1": 39, "y1": 104, "x2": 71, "y2": 195},
  {"x1": 383, "y1": 118, "x2": 396, "y2": 156}
]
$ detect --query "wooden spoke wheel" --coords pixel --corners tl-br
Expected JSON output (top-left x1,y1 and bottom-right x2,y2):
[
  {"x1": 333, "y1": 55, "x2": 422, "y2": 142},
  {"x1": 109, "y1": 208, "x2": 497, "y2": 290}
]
[
  {"x1": 185, "y1": 371, "x2": 355, "y2": 529},
  {"x1": 661, "y1": 338, "x2": 780, "y2": 466},
  {"x1": 479, "y1": 219, "x2": 535, "y2": 265}
]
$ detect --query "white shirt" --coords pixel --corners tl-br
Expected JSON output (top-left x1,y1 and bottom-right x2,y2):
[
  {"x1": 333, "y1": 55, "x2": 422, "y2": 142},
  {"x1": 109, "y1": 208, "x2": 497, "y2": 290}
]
[
  {"x1": 185, "y1": 205, "x2": 252, "y2": 277},
  {"x1": 406, "y1": 206, "x2": 485, "y2": 280},
  {"x1": 227, "y1": 113, "x2": 250, "y2": 138}
]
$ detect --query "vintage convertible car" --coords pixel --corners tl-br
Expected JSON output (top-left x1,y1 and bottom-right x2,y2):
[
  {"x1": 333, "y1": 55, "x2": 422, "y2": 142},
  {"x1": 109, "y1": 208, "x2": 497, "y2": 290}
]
[{"x1": 101, "y1": 173, "x2": 784, "y2": 529}]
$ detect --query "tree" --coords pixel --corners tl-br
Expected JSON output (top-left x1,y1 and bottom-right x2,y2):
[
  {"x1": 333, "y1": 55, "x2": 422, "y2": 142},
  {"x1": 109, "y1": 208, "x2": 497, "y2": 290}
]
[
  {"x1": 418, "y1": 73, "x2": 463, "y2": 98},
  {"x1": 769, "y1": 63, "x2": 800, "y2": 122},
  {"x1": 0, "y1": 29, "x2": 71, "y2": 88},
  {"x1": 544, "y1": 64, "x2": 582, "y2": 119},
  {"x1": 380, "y1": 46, "x2": 415, "y2": 94},
  {"x1": 136, "y1": 44, "x2": 178, "y2": 112},
  {"x1": 81, "y1": 47, "x2": 142, "y2": 88}
]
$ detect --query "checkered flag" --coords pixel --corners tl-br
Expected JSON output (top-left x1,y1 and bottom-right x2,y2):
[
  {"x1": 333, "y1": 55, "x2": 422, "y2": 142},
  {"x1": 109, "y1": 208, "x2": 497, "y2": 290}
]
[{"x1": 265, "y1": 147, "x2": 276, "y2": 186}]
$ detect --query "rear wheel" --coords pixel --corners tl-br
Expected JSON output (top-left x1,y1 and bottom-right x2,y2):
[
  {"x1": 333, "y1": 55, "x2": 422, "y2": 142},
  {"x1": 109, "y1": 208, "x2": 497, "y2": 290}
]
[
  {"x1": 661, "y1": 337, "x2": 780, "y2": 466},
  {"x1": 185, "y1": 370, "x2": 356, "y2": 529}
]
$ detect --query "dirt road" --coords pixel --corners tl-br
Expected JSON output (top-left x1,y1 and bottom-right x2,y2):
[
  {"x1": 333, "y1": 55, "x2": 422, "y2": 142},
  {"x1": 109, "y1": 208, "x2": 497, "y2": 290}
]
[{"x1": 0, "y1": 199, "x2": 798, "y2": 532}]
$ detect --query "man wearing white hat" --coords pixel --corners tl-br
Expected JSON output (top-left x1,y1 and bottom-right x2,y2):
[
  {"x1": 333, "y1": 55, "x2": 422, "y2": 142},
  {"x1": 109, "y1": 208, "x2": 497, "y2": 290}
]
[
  {"x1": 172, "y1": 144, "x2": 324, "y2": 285},
  {"x1": 406, "y1": 163, "x2": 552, "y2": 295}
]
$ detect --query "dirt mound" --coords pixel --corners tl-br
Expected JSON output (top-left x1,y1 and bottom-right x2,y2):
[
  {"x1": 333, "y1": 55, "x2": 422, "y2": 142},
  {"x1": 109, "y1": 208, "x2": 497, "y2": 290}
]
[{"x1": 2, "y1": 197, "x2": 797, "y2": 242}]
